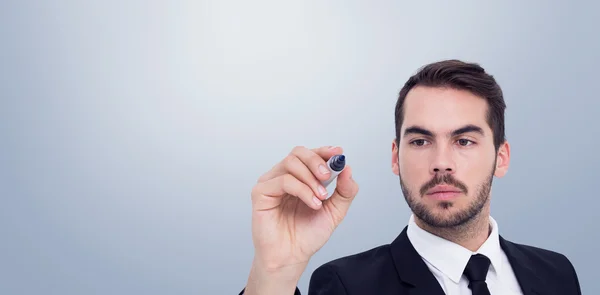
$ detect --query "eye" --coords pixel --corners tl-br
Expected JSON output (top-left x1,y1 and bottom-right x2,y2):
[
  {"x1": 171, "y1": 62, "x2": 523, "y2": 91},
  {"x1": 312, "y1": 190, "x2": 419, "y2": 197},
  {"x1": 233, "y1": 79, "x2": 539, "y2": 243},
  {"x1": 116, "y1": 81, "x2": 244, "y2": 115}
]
[
  {"x1": 457, "y1": 139, "x2": 475, "y2": 146},
  {"x1": 410, "y1": 139, "x2": 430, "y2": 146}
]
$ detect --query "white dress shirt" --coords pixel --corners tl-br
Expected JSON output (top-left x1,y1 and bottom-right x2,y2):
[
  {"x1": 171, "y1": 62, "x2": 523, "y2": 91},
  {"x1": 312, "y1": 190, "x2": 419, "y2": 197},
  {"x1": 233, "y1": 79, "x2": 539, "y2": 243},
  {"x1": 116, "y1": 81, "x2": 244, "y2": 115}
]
[{"x1": 406, "y1": 214, "x2": 524, "y2": 295}]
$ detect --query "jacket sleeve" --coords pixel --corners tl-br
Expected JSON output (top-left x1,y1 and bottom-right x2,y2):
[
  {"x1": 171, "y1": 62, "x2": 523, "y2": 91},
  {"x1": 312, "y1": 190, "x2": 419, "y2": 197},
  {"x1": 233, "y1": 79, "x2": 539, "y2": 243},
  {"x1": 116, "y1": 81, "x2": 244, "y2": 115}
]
[
  {"x1": 307, "y1": 265, "x2": 348, "y2": 295},
  {"x1": 238, "y1": 287, "x2": 301, "y2": 295},
  {"x1": 565, "y1": 255, "x2": 582, "y2": 295},
  {"x1": 237, "y1": 264, "x2": 347, "y2": 295}
]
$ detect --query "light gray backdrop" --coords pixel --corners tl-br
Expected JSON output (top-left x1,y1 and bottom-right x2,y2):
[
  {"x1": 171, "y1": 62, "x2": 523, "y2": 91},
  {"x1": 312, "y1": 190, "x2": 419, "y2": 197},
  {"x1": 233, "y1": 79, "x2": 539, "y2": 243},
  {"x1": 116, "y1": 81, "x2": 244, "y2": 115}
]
[{"x1": 1, "y1": 0, "x2": 598, "y2": 294}]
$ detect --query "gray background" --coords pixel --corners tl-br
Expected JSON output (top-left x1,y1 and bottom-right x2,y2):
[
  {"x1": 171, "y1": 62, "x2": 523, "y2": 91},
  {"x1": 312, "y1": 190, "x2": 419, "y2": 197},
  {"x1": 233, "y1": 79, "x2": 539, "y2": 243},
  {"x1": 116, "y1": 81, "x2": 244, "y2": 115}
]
[{"x1": 1, "y1": 0, "x2": 598, "y2": 294}]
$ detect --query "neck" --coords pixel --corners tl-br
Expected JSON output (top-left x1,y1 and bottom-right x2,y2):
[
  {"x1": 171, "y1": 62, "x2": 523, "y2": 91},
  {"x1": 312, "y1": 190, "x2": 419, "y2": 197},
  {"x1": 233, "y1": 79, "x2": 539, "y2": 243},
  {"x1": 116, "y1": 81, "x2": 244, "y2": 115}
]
[{"x1": 415, "y1": 206, "x2": 491, "y2": 252}]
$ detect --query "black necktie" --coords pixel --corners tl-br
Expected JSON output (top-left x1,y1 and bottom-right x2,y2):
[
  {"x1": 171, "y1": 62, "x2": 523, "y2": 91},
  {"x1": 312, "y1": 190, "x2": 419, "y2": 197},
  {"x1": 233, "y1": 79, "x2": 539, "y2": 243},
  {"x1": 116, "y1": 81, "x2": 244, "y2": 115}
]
[{"x1": 463, "y1": 254, "x2": 491, "y2": 295}]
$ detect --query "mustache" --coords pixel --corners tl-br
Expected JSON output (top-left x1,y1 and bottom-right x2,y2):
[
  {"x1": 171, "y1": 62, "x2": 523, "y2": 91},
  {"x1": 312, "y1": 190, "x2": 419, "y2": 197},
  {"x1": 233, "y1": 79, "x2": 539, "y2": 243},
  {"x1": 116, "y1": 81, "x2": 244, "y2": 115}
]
[{"x1": 419, "y1": 173, "x2": 468, "y2": 196}]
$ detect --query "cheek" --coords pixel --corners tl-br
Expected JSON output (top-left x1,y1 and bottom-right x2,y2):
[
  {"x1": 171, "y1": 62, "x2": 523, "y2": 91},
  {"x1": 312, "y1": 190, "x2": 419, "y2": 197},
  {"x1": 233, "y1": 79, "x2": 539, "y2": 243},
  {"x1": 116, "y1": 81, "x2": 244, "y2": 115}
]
[
  {"x1": 399, "y1": 150, "x2": 430, "y2": 180},
  {"x1": 453, "y1": 149, "x2": 472, "y2": 171},
  {"x1": 452, "y1": 146, "x2": 491, "y2": 172},
  {"x1": 453, "y1": 149, "x2": 494, "y2": 187}
]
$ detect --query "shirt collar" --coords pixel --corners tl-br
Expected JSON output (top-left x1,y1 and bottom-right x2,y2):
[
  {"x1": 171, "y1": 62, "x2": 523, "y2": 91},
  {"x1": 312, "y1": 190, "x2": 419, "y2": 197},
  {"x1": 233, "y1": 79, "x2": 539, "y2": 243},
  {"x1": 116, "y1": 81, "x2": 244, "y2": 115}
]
[{"x1": 406, "y1": 214, "x2": 503, "y2": 283}]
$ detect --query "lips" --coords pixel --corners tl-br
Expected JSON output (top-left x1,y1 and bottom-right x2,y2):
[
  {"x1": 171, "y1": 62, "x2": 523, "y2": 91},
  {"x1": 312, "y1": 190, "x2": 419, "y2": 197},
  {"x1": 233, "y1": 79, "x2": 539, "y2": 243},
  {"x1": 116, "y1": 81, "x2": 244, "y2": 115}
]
[{"x1": 426, "y1": 185, "x2": 463, "y2": 195}]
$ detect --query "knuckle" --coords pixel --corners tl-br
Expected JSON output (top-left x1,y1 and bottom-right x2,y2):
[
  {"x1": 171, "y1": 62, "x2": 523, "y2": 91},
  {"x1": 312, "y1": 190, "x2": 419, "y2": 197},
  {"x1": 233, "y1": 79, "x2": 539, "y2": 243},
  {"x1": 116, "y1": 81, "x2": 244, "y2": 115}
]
[
  {"x1": 256, "y1": 174, "x2": 268, "y2": 183},
  {"x1": 337, "y1": 184, "x2": 357, "y2": 200},
  {"x1": 321, "y1": 145, "x2": 333, "y2": 153},
  {"x1": 353, "y1": 183, "x2": 360, "y2": 195},
  {"x1": 251, "y1": 184, "x2": 259, "y2": 195},
  {"x1": 300, "y1": 187, "x2": 313, "y2": 200},
  {"x1": 336, "y1": 187, "x2": 349, "y2": 199},
  {"x1": 312, "y1": 154, "x2": 325, "y2": 167},
  {"x1": 352, "y1": 185, "x2": 359, "y2": 197},
  {"x1": 250, "y1": 183, "x2": 262, "y2": 199},
  {"x1": 291, "y1": 145, "x2": 305, "y2": 154},
  {"x1": 281, "y1": 174, "x2": 294, "y2": 189},
  {"x1": 302, "y1": 181, "x2": 313, "y2": 193},
  {"x1": 282, "y1": 155, "x2": 296, "y2": 168},
  {"x1": 304, "y1": 186, "x2": 313, "y2": 198}
]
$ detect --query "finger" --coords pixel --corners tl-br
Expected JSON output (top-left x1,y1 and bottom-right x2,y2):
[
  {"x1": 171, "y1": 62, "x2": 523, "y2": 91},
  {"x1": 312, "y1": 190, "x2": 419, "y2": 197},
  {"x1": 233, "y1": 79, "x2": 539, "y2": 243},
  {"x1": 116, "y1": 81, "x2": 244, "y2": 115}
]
[
  {"x1": 257, "y1": 146, "x2": 343, "y2": 183},
  {"x1": 323, "y1": 165, "x2": 359, "y2": 225},
  {"x1": 282, "y1": 154, "x2": 329, "y2": 200},
  {"x1": 291, "y1": 146, "x2": 344, "y2": 195},
  {"x1": 310, "y1": 145, "x2": 344, "y2": 162},
  {"x1": 252, "y1": 174, "x2": 322, "y2": 211}
]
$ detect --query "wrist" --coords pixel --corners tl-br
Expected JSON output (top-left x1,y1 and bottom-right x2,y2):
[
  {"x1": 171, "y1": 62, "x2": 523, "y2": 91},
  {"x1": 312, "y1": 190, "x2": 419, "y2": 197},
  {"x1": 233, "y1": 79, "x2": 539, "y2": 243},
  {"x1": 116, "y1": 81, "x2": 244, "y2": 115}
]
[{"x1": 244, "y1": 258, "x2": 307, "y2": 295}]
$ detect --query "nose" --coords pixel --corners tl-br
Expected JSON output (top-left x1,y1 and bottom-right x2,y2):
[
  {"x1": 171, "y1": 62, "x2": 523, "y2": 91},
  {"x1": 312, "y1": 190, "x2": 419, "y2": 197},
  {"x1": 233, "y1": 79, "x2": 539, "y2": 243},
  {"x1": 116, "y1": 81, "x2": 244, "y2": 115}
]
[{"x1": 429, "y1": 145, "x2": 456, "y2": 175}]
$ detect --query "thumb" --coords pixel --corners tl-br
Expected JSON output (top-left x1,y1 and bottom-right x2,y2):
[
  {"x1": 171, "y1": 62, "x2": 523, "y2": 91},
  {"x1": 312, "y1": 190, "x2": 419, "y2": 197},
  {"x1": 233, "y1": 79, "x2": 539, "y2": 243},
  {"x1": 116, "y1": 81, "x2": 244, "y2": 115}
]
[{"x1": 323, "y1": 165, "x2": 359, "y2": 226}]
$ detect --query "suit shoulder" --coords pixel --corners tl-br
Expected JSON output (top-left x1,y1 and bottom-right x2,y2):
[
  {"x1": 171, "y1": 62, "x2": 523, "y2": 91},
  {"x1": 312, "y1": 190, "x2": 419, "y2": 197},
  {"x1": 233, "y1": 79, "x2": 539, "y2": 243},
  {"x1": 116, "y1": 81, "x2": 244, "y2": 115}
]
[
  {"x1": 310, "y1": 243, "x2": 398, "y2": 286},
  {"x1": 508, "y1": 240, "x2": 574, "y2": 268},
  {"x1": 504, "y1": 239, "x2": 581, "y2": 293},
  {"x1": 309, "y1": 243, "x2": 398, "y2": 294}
]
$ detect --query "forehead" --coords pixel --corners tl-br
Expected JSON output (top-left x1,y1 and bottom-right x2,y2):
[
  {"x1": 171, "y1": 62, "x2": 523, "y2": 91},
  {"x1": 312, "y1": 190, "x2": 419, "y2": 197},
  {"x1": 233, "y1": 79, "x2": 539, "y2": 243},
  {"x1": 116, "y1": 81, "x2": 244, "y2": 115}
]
[{"x1": 402, "y1": 86, "x2": 490, "y2": 134}]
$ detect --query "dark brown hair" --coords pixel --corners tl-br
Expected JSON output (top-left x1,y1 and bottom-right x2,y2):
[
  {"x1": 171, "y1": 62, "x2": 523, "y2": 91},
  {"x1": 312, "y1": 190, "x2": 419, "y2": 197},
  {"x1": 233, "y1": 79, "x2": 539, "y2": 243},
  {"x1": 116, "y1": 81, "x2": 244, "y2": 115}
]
[{"x1": 394, "y1": 59, "x2": 506, "y2": 151}]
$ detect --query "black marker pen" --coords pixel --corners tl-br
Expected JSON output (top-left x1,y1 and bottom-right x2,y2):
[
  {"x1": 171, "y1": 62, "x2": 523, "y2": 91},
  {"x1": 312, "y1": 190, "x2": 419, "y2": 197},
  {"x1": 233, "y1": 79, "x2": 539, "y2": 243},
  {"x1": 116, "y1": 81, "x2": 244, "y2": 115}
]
[{"x1": 320, "y1": 154, "x2": 346, "y2": 188}]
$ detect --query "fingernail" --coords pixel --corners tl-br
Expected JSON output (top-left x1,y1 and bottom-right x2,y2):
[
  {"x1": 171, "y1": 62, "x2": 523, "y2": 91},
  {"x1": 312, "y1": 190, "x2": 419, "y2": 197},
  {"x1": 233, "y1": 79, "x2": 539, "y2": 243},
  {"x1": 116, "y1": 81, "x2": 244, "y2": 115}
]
[
  {"x1": 318, "y1": 185, "x2": 327, "y2": 196},
  {"x1": 318, "y1": 164, "x2": 330, "y2": 175},
  {"x1": 329, "y1": 146, "x2": 338, "y2": 149},
  {"x1": 313, "y1": 196, "x2": 322, "y2": 206}
]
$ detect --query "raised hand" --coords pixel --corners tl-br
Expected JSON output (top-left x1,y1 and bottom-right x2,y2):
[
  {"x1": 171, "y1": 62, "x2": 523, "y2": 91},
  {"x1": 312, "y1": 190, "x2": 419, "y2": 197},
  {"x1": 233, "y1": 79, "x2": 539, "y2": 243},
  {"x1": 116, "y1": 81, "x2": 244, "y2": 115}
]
[{"x1": 244, "y1": 146, "x2": 359, "y2": 295}]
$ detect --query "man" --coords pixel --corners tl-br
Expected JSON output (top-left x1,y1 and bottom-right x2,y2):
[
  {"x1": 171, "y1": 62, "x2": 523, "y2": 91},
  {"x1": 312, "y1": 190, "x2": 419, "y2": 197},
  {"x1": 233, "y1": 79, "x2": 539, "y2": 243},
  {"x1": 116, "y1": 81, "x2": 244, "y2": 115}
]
[{"x1": 240, "y1": 60, "x2": 582, "y2": 294}]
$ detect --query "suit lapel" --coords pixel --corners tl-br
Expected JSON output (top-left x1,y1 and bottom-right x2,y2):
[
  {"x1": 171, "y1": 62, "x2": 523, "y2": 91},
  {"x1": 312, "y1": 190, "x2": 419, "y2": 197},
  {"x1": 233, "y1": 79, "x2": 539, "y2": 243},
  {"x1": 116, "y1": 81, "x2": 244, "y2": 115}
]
[
  {"x1": 499, "y1": 236, "x2": 550, "y2": 295},
  {"x1": 390, "y1": 227, "x2": 446, "y2": 295}
]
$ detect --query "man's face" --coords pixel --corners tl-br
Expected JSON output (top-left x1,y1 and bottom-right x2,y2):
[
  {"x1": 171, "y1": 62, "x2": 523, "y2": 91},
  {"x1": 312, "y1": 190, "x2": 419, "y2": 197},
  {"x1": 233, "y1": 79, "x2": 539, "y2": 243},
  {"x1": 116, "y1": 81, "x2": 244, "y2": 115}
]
[{"x1": 392, "y1": 86, "x2": 509, "y2": 228}]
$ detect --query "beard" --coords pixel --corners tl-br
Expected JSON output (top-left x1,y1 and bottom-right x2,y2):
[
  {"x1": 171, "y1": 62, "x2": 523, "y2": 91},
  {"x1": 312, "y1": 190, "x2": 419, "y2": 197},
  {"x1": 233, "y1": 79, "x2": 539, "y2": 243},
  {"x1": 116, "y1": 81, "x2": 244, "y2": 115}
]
[{"x1": 399, "y1": 159, "x2": 496, "y2": 228}]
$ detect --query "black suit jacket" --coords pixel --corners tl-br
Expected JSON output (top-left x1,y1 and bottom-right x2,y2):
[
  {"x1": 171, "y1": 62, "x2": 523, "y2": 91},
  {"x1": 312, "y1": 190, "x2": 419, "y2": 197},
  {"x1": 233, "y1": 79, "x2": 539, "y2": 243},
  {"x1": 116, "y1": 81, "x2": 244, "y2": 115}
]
[{"x1": 241, "y1": 226, "x2": 582, "y2": 295}]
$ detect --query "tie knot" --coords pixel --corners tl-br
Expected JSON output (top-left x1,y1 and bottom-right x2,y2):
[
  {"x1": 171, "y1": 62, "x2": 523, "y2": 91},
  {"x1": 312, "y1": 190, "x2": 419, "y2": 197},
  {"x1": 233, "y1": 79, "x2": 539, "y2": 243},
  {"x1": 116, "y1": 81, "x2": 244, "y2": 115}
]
[{"x1": 463, "y1": 254, "x2": 491, "y2": 282}]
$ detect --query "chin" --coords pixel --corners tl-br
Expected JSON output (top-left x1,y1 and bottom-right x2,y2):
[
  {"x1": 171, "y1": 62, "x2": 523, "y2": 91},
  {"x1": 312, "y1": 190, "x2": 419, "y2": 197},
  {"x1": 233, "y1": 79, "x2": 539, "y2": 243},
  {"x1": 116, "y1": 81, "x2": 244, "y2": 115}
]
[
  {"x1": 414, "y1": 202, "x2": 476, "y2": 228},
  {"x1": 422, "y1": 199, "x2": 460, "y2": 210},
  {"x1": 429, "y1": 205, "x2": 461, "y2": 218}
]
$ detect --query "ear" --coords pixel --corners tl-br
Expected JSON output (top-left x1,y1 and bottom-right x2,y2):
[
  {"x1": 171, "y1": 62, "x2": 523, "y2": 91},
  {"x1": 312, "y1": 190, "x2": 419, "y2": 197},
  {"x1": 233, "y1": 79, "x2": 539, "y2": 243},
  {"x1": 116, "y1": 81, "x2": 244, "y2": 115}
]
[
  {"x1": 392, "y1": 138, "x2": 400, "y2": 175},
  {"x1": 494, "y1": 140, "x2": 510, "y2": 177}
]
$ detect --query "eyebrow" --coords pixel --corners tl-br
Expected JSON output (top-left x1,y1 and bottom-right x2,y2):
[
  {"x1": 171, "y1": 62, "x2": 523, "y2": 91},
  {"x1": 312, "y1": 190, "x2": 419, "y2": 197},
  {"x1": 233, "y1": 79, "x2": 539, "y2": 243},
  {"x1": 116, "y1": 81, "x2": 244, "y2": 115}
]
[
  {"x1": 403, "y1": 126, "x2": 433, "y2": 137},
  {"x1": 403, "y1": 124, "x2": 484, "y2": 138}
]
